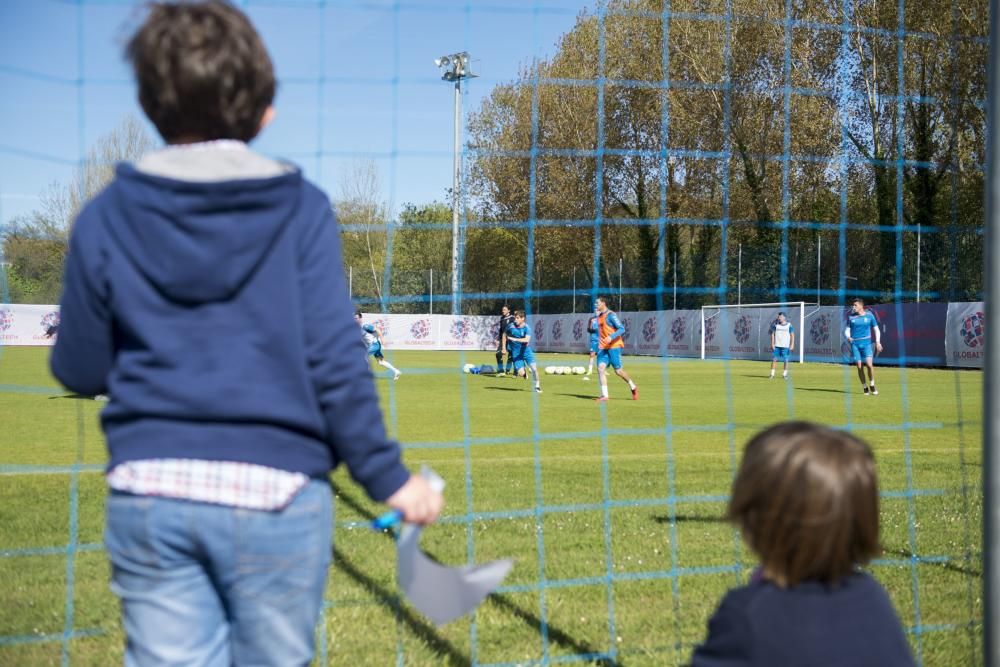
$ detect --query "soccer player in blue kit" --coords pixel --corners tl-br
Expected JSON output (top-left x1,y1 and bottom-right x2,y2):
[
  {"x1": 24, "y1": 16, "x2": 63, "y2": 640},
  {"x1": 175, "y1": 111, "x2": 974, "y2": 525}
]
[
  {"x1": 845, "y1": 298, "x2": 882, "y2": 395},
  {"x1": 505, "y1": 310, "x2": 542, "y2": 393},
  {"x1": 355, "y1": 310, "x2": 402, "y2": 380}
]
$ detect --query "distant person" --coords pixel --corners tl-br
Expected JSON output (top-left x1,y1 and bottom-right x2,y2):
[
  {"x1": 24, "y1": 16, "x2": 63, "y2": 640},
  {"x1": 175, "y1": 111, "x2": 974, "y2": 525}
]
[
  {"x1": 50, "y1": 2, "x2": 442, "y2": 664},
  {"x1": 505, "y1": 310, "x2": 542, "y2": 393},
  {"x1": 845, "y1": 298, "x2": 882, "y2": 395},
  {"x1": 46, "y1": 324, "x2": 107, "y2": 400},
  {"x1": 594, "y1": 296, "x2": 637, "y2": 402},
  {"x1": 768, "y1": 311, "x2": 795, "y2": 379},
  {"x1": 355, "y1": 310, "x2": 402, "y2": 380},
  {"x1": 691, "y1": 422, "x2": 914, "y2": 667},
  {"x1": 496, "y1": 304, "x2": 516, "y2": 375}
]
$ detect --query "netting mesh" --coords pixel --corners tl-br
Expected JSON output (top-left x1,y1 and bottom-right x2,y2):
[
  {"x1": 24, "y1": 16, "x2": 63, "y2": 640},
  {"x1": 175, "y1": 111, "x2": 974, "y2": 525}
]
[{"x1": 0, "y1": 1, "x2": 988, "y2": 665}]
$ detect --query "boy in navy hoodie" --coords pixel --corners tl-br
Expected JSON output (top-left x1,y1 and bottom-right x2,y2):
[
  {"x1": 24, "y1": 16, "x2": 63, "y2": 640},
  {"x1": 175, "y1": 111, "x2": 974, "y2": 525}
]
[
  {"x1": 50, "y1": 2, "x2": 442, "y2": 664},
  {"x1": 691, "y1": 422, "x2": 914, "y2": 667}
]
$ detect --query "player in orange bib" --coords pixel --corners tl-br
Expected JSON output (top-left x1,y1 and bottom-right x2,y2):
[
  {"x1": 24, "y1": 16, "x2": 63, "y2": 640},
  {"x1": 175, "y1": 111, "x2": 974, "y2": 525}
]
[{"x1": 594, "y1": 296, "x2": 638, "y2": 402}]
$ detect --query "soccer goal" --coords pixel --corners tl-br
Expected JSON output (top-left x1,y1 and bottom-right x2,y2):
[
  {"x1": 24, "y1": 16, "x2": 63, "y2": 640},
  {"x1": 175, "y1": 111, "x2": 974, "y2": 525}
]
[{"x1": 700, "y1": 302, "x2": 817, "y2": 364}]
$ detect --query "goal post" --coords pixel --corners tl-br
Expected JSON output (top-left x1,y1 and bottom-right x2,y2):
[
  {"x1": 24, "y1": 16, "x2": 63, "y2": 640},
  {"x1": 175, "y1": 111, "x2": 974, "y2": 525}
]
[{"x1": 700, "y1": 301, "x2": 816, "y2": 364}]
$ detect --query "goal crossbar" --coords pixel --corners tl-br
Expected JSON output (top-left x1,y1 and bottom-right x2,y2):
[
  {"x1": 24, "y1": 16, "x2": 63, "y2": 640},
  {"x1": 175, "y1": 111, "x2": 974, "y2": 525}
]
[{"x1": 700, "y1": 301, "x2": 816, "y2": 363}]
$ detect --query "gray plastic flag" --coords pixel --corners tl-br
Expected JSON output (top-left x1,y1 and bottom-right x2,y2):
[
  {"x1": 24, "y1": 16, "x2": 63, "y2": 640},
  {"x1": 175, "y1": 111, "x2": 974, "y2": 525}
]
[{"x1": 396, "y1": 467, "x2": 514, "y2": 626}]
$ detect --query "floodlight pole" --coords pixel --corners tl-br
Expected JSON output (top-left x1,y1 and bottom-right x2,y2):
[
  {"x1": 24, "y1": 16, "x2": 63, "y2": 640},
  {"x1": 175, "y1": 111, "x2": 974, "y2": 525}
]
[
  {"x1": 984, "y1": 0, "x2": 998, "y2": 663},
  {"x1": 451, "y1": 78, "x2": 461, "y2": 315},
  {"x1": 436, "y1": 52, "x2": 476, "y2": 316}
]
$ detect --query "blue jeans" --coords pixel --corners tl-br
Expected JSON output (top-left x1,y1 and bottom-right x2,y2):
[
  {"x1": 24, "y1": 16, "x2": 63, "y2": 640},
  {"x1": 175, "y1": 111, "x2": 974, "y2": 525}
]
[{"x1": 105, "y1": 479, "x2": 333, "y2": 667}]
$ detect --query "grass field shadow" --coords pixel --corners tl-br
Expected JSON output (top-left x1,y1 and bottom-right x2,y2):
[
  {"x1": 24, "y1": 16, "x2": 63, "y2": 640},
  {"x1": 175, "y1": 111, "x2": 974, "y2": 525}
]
[
  {"x1": 330, "y1": 480, "x2": 623, "y2": 666},
  {"x1": 653, "y1": 515, "x2": 727, "y2": 524},
  {"x1": 795, "y1": 387, "x2": 850, "y2": 394},
  {"x1": 882, "y1": 547, "x2": 982, "y2": 578},
  {"x1": 554, "y1": 393, "x2": 601, "y2": 401}
]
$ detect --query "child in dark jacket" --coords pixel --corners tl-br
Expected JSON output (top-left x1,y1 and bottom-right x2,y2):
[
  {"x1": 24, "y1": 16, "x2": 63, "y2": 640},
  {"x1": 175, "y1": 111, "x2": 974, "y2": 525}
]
[
  {"x1": 50, "y1": 2, "x2": 442, "y2": 664},
  {"x1": 691, "y1": 421, "x2": 915, "y2": 667}
]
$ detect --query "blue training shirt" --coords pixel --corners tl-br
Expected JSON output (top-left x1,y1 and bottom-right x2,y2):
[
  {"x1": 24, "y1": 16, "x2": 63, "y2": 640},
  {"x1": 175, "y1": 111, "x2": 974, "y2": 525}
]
[
  {"x1": 506, "y1": 323, "x2": 531, "y2": 357},
  {"x1": 847, "y1": 311, "x2": 878, "y2": 341},
  {"x1": 361, "y1": 323, "x2": 379, "y2": 348},
  {"x1": 587, "y1": 316, "x2": 599, "y2": 345}
]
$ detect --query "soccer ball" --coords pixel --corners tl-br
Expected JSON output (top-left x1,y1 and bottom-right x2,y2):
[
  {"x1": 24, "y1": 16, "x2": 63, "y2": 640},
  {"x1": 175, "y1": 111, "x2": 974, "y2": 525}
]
[
  {"x1": 563, "y1": 366, "x2": 573, "y2": 375},
  {"x1": 572, "y1": 366, "x2": 585, "y2": 375},
  {"x1": 545, "y1": 366, "x2": 556, "y2": 375},
  {"x1": 552, "y1": 367, "x2": 563, "y2": 375},
  {"x1": 463, "y1": 363, "x2": 475, "y2": 374}
]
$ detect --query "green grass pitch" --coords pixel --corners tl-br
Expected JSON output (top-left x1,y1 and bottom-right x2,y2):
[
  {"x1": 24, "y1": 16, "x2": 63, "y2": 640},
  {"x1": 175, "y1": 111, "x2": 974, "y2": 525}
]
[{"x1": 0, "y1": 347, "x2": 983, "y2": 666}]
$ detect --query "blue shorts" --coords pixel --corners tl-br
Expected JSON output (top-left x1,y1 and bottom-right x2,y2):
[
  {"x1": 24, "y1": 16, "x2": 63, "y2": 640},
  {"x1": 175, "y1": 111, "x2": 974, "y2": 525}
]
[
  {"x1": 367, "y1": 343, "x2": 384, "y2": 360},
  {"x1": 513, "y1": 349, "x2": 535, "y2": 371},
  {"x1": 851, "y1": 340, "x2": 873, "y2": 363},
  {"x1": 772, "y1": 347, "x2": 790, "y2": 361},
  {"x1": 597, "y1": 347, "x2": 623, "y2": 370},
  {"x1": 589, "y1": 339, "x2": 599, "y2": 354}
]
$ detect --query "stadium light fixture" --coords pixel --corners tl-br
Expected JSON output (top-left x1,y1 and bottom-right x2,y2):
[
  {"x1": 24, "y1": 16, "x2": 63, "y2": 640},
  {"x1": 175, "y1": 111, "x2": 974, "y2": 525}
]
[{"x1": 435, "y1": 52, "x2": 477, "y2": 315}]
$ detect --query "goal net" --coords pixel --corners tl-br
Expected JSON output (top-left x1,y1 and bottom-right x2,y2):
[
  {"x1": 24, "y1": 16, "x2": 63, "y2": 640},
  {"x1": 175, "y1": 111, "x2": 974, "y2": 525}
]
[{"x1": 700, "y1": 302, "x2": 816, "y2": 364}]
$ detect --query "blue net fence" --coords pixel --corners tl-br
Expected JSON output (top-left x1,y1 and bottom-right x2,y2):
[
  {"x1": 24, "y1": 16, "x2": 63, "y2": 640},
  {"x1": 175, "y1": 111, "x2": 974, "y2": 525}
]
[{"x1": 0, "y1": 0, "x2": 989, "y2": 665}]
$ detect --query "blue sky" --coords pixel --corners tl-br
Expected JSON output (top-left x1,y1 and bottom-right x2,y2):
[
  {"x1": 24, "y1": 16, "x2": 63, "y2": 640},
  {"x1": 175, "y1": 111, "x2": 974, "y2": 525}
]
[{"x1": 0, "y1": 0, "x2": 588, "y2": 227}]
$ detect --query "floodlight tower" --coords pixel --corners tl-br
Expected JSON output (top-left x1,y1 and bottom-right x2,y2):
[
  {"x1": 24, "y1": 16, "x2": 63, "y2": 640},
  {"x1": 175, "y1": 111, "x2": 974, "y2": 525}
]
[{"x1": 435, "y1": 52, "x2": 476, "y2": 315}]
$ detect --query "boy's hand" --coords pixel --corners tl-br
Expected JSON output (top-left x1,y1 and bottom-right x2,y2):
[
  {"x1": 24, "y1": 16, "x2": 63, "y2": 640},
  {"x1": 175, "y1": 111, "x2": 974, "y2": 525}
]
[{"x1": 386, "y1": 474, "x2": 444, "y2": 525}]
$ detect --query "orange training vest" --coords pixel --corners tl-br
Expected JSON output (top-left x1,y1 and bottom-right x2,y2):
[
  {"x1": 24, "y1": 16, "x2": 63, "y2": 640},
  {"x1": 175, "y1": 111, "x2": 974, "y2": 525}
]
[{"x1": 598, "y1": 311, "x2": 624, "y2": 349}]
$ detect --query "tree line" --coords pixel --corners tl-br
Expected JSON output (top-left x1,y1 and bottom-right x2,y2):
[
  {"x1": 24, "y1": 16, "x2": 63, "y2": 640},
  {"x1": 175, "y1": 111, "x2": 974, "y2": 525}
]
[{"x1": 4, "y1": 0, "x2": 986, "y2": 315}]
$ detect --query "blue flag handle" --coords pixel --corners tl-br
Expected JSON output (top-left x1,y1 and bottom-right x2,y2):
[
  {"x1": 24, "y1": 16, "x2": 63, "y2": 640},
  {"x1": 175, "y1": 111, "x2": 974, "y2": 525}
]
[{"x1": 372, "y1": 509, "x2": 403, "y2": 531}]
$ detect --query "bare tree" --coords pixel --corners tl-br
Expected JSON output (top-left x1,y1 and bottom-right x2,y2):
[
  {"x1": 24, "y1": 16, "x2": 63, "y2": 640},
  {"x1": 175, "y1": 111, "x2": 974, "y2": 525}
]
[
  {"x1": 1, "y1": 114, "x2": 155, "y2": 302},
  {"x1": 336, "y1": 160, "x2": 390, "y2": 303}
]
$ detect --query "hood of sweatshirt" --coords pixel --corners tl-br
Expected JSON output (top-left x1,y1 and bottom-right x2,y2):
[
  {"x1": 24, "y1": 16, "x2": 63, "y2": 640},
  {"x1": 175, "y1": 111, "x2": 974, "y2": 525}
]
[{"x1": 104, "y1": 142, "x2": 302, "y2": 304}]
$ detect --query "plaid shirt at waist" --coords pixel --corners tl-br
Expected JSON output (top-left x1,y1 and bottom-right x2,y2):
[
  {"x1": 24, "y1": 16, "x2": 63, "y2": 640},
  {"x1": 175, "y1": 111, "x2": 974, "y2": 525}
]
[{"x1": 106, "y1": 459, "x2": 310, "y2": 511}]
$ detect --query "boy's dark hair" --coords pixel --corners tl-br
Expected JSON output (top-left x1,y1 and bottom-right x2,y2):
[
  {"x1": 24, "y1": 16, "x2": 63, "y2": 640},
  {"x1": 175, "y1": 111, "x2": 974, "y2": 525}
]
[
  {"x1": 126, "y1": 0, "x2": 276, "y2": 143},
  {"x1": 514, "y1": 310, "x2": 525, "y2": 319},
  {"x1": 728, "y1": 421, "x2": 880, "y2": 587},
  {"x1": 354, "y1": 309, "x2": 363, "y2": 319},
  {"x1": 777, "y1": 311, "x2": 786, "y2": 317},
  {"x1": 853, "y1": 298, "x2": 865, "y2": 306}
]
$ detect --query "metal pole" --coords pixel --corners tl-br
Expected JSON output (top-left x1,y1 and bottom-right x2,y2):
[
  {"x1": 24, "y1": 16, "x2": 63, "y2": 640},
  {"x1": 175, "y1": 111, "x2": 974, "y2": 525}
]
[
  {"x1": 700, "y1": 308, "x2": 706, "y2": 359},
  {"x1": 450, "y1": 79, "x2": 461, "y2": 315},
  {"x1": 916, "y1": 223, "x2": 921, "y2": 302},
  {"x1": 429, "y1": 268, "x2": 433, "y2": 314},
  {"x1": 673, "y1": 250, "x2": 677, "y2": 311},
  {"x1": 573, "y1": 267, "x2": 576, "y2": 314},
  {"x1": 817, "y1": 234, "x2": 821, "y2": 306},
  {"x1": 738, "y1": 243, "x2": 742, "y2": 307},
  {"x1": 983, "y1": 0, "x2": 999, "y2": 663},
  {"x1": 618, "y1": 257, "x2": 623, "y2": 311},
  {"x1": 799, "y1": 301, "x2": 804, "y2": 364}
]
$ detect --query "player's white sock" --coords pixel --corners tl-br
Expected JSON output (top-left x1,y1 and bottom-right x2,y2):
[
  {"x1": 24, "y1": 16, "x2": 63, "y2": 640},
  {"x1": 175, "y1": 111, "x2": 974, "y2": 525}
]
[
  {"x1": 379, "y1": 360, "x2": 400, "y2": 374},
  {"x1": 627, "y1": 380, "x2": 636, "y2": 390},
  {"x1": 586, "y1": 363, "x2": 593, "y2": 375},
  {"x1": 601, "y1": 384, "x2": 609, "y2": 398},
  {"x1": 769, "y1": 370, "x2": 775, "y2": 378},
  {"x1": 782, "y1": 370, "x2": 788, "y2": 378}
]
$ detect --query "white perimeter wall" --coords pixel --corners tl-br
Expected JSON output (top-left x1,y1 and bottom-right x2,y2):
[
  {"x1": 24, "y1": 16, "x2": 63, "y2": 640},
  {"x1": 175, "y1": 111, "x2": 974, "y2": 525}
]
[{"x1": 1, "y1": 303, "x2": 984, "y2": 369}]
